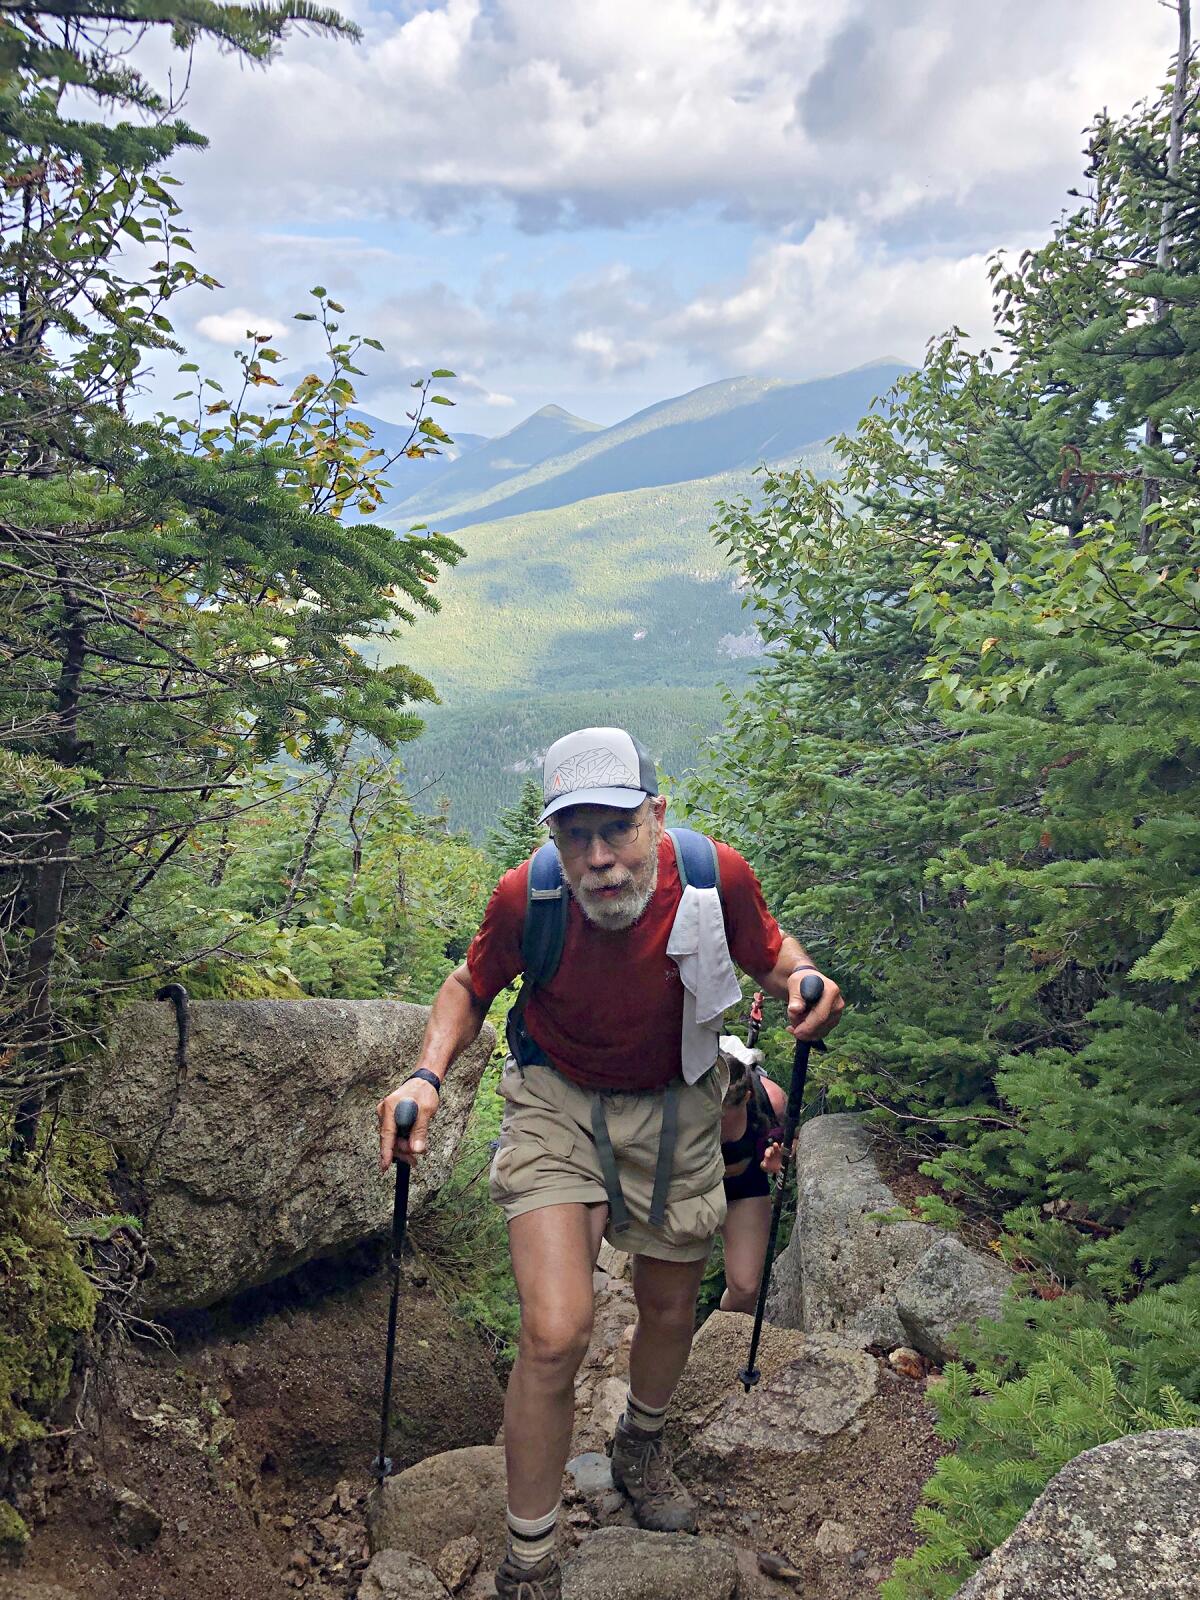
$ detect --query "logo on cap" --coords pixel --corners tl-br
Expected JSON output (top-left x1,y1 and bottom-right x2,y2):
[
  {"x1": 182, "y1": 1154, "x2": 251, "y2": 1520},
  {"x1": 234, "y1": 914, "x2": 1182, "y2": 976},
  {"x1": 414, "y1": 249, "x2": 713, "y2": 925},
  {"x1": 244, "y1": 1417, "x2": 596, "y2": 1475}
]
[{"x1": 555, "y1": 748, "x2": 638, "y2": 791}]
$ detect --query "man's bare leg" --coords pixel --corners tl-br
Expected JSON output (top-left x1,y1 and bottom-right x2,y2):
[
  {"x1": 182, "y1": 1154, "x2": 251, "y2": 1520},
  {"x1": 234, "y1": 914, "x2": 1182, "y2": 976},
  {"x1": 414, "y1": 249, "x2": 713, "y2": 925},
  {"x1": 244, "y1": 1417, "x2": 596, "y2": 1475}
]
[
  {"x1": 627, "y1": 1253, "x2": 708, "y2": 1406},
  {"x1": 504, "y1": 1201, "x2": 608, "y2": 1517},
  {"x1": 610, "y1": 1251, "x2": 709, "y2": 1533}
]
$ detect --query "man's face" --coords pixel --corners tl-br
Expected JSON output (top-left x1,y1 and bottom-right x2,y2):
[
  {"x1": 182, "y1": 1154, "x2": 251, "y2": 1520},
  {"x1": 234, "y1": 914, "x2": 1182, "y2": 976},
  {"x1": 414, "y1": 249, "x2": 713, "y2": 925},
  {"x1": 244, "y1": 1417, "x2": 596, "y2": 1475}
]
[{"x1": 549, "y1": 795, "x2": 666, "y2": 931}]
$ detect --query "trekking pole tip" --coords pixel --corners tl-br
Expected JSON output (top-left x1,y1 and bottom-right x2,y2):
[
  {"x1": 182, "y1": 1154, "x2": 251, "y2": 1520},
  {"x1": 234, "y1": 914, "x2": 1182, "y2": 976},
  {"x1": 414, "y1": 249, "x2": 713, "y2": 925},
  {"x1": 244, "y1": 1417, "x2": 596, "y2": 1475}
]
[
  {"x1": 738, "y1": 1366, "x2": 760, "y2": 1393},
  {"x1": 372, "y1": 1453, "x2": 393, "y2": 1481}
]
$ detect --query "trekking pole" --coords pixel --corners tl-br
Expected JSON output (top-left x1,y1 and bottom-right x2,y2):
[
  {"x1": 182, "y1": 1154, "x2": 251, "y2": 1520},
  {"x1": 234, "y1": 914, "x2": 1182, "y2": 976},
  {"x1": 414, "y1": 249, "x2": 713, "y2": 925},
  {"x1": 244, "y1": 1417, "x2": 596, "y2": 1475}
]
[
  {"x1": 374, "y1": 1098, "x2": 419, "y2": 1481},
  {"x1": 747, "y1": 990, "x2": 765, "y2": 1050},
  {"x1": 739, "y1": 973, "x2": 825, "y2": 1392}
]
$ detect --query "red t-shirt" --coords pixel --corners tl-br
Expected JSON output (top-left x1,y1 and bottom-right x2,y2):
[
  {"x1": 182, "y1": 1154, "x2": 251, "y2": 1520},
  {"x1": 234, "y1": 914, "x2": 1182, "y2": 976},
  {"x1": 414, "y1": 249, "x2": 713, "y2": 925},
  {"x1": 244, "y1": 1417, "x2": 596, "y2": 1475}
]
[{"x1": 466, "y1": 835, "x2": 783, "y2": 1092}]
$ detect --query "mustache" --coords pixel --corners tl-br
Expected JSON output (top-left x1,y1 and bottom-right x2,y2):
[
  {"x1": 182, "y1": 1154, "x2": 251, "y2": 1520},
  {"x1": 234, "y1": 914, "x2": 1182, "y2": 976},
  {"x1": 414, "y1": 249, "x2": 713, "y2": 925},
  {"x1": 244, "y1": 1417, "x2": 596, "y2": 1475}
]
[{"x1": 579, "y1": 868, "x2": 635, "y2": 893}]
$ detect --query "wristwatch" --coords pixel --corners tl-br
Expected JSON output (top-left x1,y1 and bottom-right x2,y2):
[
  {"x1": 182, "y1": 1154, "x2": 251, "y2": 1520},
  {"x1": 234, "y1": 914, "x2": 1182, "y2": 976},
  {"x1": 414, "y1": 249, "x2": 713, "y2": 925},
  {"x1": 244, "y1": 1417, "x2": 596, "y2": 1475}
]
[{"x1": 404, "y1": 1067, "x2": 442, "y2": 1095}]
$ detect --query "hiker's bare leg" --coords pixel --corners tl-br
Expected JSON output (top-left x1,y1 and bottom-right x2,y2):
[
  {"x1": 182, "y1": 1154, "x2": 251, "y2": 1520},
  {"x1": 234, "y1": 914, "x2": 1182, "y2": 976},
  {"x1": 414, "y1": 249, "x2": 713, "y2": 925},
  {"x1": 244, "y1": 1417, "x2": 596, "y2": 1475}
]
[
  {"x1": 505, "y1": 1202, "x2": 608, "y2": 1517},
  {"x1": 719, "y1": 1195, "x2": 772, "y2": 1313},
  {"x1": 627, "y1": 1253, "x2": 708, "y2": 1408}
]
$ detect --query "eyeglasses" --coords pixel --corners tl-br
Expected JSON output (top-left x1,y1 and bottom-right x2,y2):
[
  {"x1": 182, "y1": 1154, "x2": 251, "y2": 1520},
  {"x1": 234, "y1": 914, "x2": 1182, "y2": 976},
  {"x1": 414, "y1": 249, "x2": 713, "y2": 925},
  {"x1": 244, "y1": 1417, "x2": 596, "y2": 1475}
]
[{"x1": 550, "y1": 812, "x2": 646, "y2": 858}]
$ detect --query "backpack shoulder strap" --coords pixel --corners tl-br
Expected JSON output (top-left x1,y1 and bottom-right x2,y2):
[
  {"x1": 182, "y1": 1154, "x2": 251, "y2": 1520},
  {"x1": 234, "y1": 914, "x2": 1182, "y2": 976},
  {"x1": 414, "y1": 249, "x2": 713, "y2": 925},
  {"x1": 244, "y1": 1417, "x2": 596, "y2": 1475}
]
[
  {"x1": 667, "y1": 826, "x2": 722, "y2": 902},
  {"x1": 521, "y1": 840, "x2": 568, "y2": 988}
]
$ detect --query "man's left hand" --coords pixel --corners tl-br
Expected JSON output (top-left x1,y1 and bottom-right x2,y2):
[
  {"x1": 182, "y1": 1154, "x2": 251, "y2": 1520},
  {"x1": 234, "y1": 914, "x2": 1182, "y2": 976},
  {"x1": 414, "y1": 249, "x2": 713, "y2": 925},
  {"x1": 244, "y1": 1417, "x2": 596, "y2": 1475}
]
[{"x1": 786, "y1": 969, "x2": 844, "y2": 1041}]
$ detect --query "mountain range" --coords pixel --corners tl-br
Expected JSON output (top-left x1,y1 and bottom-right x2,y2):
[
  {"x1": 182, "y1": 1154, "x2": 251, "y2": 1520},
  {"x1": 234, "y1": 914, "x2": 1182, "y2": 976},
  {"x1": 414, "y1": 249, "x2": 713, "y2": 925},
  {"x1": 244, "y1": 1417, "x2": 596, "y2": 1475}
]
[{"x1": 368, "y1": 359, "x2": 907, "y2": 835}]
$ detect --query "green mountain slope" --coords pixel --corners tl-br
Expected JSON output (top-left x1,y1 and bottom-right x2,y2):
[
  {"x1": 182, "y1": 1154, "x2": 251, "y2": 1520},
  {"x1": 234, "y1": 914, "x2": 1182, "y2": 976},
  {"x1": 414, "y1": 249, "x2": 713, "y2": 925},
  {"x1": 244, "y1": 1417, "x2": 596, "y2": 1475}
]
[
  {"x1": 391, "y1": 361, "x2": 906, "y2": 531},
  {"x1": 381, "y1": 456, "x2": 838, "y2": 834}
]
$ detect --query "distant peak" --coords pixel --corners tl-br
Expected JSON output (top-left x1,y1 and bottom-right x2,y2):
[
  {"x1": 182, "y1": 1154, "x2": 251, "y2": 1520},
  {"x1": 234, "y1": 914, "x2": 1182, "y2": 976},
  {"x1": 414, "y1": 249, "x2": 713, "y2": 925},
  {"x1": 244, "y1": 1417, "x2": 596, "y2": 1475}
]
[{"x1": 530, "y1": 403, "x2": 599, "y2": 427}]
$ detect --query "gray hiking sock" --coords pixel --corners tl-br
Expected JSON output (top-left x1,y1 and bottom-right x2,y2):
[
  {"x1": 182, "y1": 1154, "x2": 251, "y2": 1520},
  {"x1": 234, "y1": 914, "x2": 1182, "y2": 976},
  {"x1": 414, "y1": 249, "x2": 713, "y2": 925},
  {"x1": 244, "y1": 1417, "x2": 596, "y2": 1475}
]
[
  {"x1": 622, "y1": 1389, "x2": 668, "y2": 1436},
  {"x1": 506, "y1": 1502, "x2": 559, "y2": 1568}
]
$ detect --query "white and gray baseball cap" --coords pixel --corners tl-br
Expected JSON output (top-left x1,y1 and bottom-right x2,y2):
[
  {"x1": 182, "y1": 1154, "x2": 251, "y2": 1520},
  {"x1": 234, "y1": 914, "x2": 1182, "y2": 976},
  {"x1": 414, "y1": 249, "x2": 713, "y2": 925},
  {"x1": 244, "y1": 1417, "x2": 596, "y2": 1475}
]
[{"x1": 539, "y1": 727, "x2": 659, "y2": 823}]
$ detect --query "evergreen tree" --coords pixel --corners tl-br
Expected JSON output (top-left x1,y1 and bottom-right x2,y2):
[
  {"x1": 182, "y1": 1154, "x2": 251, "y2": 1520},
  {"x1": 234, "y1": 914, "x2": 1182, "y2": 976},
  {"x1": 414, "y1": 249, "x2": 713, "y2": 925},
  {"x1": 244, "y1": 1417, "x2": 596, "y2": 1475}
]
[
  {"x1": 485, "y1": 778, "x2": 546, "y2": 874},
  {"x1": 695, "y1": 38, "x2": 1200, "y2": 1597},
  {"x1": 0, "y1": 0, "x2": 461, "y2": 1152}
]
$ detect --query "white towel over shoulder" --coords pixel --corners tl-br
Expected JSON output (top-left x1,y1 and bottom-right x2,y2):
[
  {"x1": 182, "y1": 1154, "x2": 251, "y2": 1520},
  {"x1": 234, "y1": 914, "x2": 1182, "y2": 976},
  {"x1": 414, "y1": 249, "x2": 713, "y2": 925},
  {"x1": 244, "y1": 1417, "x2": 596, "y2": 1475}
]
[{"x1": 666, "y1": 884, "x2": 743, "y2": 1084}]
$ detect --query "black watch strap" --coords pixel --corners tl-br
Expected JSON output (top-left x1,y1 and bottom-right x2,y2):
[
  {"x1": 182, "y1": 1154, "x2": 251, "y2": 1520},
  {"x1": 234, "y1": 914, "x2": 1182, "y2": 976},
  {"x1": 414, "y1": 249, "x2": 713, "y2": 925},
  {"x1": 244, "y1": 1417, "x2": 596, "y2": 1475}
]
[{"x1": 405, "y1": 1067, "x2": 443, "y2": 1096}]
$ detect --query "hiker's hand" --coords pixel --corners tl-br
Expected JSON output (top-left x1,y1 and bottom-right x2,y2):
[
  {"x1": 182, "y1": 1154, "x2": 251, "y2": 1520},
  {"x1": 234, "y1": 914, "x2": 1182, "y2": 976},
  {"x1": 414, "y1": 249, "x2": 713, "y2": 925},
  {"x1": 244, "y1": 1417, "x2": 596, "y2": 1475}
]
[
  {"x1": 378, "y1": 1078, "x2": 440, "y2": 1171},
  {"x1": 786, "y1": 969, "x2": 844, "y2": 1041},
  {"x1": 761, "y1": 1134, "x2": 797, "y2": 1175}
]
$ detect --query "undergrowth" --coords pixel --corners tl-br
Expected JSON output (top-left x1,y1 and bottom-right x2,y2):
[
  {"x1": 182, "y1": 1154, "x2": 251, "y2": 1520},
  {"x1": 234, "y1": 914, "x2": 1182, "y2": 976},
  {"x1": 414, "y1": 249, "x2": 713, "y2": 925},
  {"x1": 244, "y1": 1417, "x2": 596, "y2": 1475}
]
[{"x1": 410, "y1": 1017, "x2": 521, "y2": 1370}]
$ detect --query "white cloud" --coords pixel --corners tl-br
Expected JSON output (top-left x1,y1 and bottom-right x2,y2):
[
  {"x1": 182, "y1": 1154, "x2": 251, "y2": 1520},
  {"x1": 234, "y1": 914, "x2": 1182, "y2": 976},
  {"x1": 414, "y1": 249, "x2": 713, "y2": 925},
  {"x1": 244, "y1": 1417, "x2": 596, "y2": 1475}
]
[
  {"x1": 668, "y1": 220, "x2": 997, "y2": 375},
  {"x1": 194, "y1": 307, "x2": 288, "y2": 344},
  {"x1": 169, "y1": 0, "x2": 1174, "y2": 235},
  {"x1": 131, "y1": 1, "x2": 1183, "y2": 427}
]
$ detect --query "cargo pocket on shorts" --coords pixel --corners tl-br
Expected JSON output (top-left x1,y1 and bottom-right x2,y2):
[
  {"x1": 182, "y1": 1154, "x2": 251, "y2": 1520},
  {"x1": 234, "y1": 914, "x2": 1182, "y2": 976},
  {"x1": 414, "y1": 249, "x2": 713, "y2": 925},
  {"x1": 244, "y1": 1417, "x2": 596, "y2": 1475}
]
[
  {"x1": 488, "y1": 1104, "x2": 577, "y2": 1208},
  {"x1": 659, "y1": 1180, "x2": 726, "y2": 1253}
]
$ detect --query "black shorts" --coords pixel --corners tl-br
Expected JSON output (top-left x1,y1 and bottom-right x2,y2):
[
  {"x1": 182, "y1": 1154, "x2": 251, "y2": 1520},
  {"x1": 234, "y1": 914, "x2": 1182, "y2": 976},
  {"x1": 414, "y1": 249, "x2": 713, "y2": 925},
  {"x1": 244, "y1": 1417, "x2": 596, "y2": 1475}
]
[{"x1": 723, "y1": 1161, "x2": 770, "y2": 1203}]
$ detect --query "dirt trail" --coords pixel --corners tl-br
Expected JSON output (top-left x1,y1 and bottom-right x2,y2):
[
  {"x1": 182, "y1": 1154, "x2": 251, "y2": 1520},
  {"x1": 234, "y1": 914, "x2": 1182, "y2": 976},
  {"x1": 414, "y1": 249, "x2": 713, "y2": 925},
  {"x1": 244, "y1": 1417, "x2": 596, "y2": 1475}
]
[{"x1": 9, "y1": 1254, "x2": 503, "y2": 1600}]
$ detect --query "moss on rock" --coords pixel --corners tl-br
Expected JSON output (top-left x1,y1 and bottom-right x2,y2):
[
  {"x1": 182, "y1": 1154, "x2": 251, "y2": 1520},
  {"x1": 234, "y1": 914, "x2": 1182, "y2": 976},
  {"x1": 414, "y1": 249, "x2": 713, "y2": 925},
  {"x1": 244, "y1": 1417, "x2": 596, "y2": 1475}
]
[
  {"x1": 0, "y1": 1174, "x2": 97, "y2": 1454},
  {"x1": 0, "y1": 1496, "x2": 30, "y2": 1559}
]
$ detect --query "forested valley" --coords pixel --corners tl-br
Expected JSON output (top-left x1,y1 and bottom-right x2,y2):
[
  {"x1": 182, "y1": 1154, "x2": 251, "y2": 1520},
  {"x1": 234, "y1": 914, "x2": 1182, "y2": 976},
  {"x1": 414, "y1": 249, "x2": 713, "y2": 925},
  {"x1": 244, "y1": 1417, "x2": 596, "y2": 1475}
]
[{"x1": 2, "y1": 4, "x2": 1198, "y2": 1598}]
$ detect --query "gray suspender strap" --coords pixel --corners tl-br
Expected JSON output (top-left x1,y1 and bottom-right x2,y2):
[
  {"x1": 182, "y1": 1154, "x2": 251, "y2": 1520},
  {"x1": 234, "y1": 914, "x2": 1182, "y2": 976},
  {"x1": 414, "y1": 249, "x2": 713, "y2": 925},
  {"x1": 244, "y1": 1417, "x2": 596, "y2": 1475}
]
[
  {"x1": 590, "y1": 1096, "x2": 631, "y2": 1234},
  {"x1": 589, "y1": 1078, "x2": 683, "y2": 1234},
  {"x1": 648, "y1": 1078, "x2": 680, "y2": 1229}
]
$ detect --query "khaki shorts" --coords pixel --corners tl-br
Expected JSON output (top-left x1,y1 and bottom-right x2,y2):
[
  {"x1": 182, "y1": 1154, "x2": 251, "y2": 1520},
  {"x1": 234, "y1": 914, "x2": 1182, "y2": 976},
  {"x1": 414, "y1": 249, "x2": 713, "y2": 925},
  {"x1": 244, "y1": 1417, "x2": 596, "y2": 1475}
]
[{"x1": 488, "y1": 1056, "x2": 729, "y2": 1263}]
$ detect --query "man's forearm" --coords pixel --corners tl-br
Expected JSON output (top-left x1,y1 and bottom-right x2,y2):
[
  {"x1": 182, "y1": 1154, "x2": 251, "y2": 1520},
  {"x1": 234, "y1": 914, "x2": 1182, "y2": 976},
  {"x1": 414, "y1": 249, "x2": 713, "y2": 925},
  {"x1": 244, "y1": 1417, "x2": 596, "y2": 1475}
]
[
  {"x1": 414, "y1": 964, "x2": 489, "y2": 1083},
  {"x1": 757, "y1": 935, "x2": 818, "y2": 1002}
]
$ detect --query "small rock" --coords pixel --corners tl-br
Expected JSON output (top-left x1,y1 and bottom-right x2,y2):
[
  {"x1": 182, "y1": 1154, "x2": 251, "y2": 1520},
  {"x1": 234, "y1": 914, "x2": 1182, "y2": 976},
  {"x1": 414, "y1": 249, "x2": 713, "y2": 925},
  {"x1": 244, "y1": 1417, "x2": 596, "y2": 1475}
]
[
  {"x1": 888, "y1": 1346, "x2": 925, "y2": 1381},
  {"x1": 757, "y1": 1550, "x2": 802, "y2": 1581},
  {"x1": 813, "y1": 1519, "x2": 855, "y2": 1557},
  {"x1": 110, "y1": 1485, "x2": 163, "y2": 1549},
  {"x1": 359, "y1": 1549, "x2": 451, "y2": 1600},
  {"x1": 896, "y1": 1235, "x2": 1012, "y2": 1363},
  {"x1": 434, "y1": 1534, "x2": 481, "y2": 1593},
  {"x1": 565, "y1": 1452, "x2": 614, "y2": 1497},
  {"x1": 368, "y1": 1445, "x2": 507, "y2": 1569},
  {"x1": 279, "y1": 1514, "x2": 297, "y2": 1530},
  {"x1": 588, "y1": 1377, "x2": 627, "y2": 1438},
  {"x1": 776, "y1": 1493, "x2": 801, "y2": 1514},
  {"x1": 564, "y1": 1527, "x2": 738, "y2": 1599},
  {"x1": 596, "y1": 1242, "x2": 632, "y2": 1280},
  {"x1": 567, "y1": 1507, "x2": 592, "y2": 1527},
  {"x1": 334, "y1": 1478, "x2": 355, "y2": 1512},
  {"x1": 849, "y1": 1548, "x2": 870, "y2": 1570},
  {"x1": 288, "y1": 1550, "x2": 310, "y2": 1570}
]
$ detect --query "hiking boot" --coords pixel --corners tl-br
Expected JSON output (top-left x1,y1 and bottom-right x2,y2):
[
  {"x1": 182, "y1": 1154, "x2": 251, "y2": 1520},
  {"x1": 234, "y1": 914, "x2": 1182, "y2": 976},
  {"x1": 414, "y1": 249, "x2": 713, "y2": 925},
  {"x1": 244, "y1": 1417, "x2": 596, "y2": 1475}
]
[
  {"x1": 608, "y1": 1415, "x2": 698, "y2": 1533},
  {"x1": 493, "y1": 1549, "x2": 562, "y2": 1600}
]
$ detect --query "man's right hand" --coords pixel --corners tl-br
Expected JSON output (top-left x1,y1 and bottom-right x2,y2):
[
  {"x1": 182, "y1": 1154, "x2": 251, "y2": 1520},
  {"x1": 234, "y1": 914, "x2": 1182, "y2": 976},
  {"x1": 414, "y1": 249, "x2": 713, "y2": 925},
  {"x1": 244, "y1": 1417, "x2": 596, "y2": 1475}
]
[{"x1": 377, "y1": 1076, "x2": 441, "y2": 1172}]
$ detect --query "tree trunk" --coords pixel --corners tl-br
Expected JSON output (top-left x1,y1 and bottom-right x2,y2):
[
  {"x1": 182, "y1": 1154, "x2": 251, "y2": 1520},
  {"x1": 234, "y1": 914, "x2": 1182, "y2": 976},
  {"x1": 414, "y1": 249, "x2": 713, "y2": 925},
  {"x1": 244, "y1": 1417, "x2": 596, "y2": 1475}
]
[
  {"x1": 10, "y1": 599, "x2": 86, "y2": 1159},
  {"x1": 278, "y1": 745, "x2": 348, "y2": 923},
  {"x1": 1140, "y1": 0, "x2": 1192, "y2": 551}
]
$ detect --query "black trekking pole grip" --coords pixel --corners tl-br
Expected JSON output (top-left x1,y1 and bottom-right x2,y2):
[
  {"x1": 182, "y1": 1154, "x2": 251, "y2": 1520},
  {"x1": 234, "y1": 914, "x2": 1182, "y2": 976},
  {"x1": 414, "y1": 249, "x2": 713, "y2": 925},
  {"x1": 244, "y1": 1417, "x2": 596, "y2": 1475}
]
[
  {"x1": 374, "y1": 1097, "x2": 420, "y2": 1482},
  {"x1": 389, "y1": 1098, "x2": 420, "y2": 1258},
  {"x1": 738, "y1": 973, "x2": 824, "y2": 1393}
]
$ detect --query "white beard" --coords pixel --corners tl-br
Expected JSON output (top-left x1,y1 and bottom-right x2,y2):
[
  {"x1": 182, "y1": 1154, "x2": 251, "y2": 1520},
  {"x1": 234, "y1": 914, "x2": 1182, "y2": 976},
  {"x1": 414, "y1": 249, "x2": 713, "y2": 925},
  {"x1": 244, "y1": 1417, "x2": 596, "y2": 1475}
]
[{"x1": 573, "y1": 838, "x2": 660, "y2": 931}]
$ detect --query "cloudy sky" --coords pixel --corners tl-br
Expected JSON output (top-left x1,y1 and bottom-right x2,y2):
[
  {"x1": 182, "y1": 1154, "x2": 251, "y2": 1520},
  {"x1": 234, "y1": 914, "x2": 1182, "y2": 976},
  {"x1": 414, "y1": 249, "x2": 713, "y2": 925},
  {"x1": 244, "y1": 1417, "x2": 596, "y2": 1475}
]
[{"x1": 150, "y1": 0, "x2": 1177, "y2": 436}]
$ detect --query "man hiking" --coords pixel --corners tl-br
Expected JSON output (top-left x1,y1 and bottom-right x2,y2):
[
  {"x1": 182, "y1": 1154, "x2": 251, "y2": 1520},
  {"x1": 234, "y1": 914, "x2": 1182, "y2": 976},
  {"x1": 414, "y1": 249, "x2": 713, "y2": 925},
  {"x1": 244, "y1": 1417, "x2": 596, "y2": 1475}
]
[{"x1": 377, "y1": 728, "x2": 843, "y2": 1600}]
